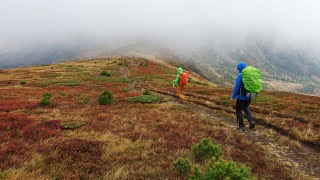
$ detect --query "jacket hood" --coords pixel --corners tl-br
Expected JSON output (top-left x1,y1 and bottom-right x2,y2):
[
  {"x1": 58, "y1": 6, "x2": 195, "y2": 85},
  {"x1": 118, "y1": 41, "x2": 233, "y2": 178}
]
[
  {"x1": 237, "y1": 62, "x2": 247, "y2": 73},
  {"x1": 177, "y1": 67, "x2": 183, "y2": 74}
]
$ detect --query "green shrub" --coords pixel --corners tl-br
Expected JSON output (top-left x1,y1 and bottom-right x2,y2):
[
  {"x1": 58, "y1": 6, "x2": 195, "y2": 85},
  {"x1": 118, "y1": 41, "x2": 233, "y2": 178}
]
[
  {"x1": 173, "y1": 158, "x2": 192, "y2": 175},
  {"x1": 82, "y1": 97, "x2": 91, "y2": 104},
  {"x1": 100, "y1": 71, "x2": 111, "y2": 77},
  {"x1": 189, "y1": 165, "x2": 203, "y2": 180},
  {"x1": 174, "y1": 138, "x2": 253, "y2": 180},
  {"x1": 76, "y1": 95, "x2": 90, "y2": 104},
  {"x1": 128, "y1": 95, "x2": 160, "y2": 103},
  {"x1": 191, "y1": 138, "x2": 224, "y2": 160},
  {"x1": 57, "y1": 80, "x2": 81, "y2": 87},
  {"x1": 39, "y1": 93, "x2": 52, "y2": 106},
  {"x1": 36, "y1": 81, "x2": 51, "y2": 87},
  {"x1": 20, "y1": 81, "x2": 27, "y2": 85},
  {"x1": 143, "y1": 89, "x2": 152, "y2": 95},
  {"x1": 203, "y1": 159, "x2": 251, "y2": 180},
  {"x1": 98, "y1": 90, "x2": 114, "y2": 105}
]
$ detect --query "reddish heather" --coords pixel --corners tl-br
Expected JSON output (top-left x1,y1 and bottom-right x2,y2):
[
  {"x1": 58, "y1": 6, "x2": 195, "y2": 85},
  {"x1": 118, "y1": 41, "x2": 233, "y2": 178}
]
[
  {"x1": 0, "y1": 98, "x2": 38, "y2": 111},
  {"x1": 0, "y1": 113, "x2": 61, "y2": 170}
]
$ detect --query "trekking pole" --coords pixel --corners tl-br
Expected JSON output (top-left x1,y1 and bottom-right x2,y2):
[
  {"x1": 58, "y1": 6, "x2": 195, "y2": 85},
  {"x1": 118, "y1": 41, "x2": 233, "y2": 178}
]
[{"x1": 172, "y1": 82, "x2": 176, "y2": 91}]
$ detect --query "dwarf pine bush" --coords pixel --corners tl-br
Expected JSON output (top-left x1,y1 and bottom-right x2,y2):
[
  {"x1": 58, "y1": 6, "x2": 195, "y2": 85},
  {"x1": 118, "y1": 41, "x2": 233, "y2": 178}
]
[
  {"x1": 128, "y1": 95, "x2": 160, "y2": 103},
  {"x1": 189, "y1": 165, "x2": 203, "y2": 180},
  {"x1": 100, "y1": 71, "x2": 111, "y2": 77},
  {"x1": 143, "y1": 89, "x2": 152, "y2": 95},
  {"x1": 191, "y1": 138, "x2": 224, "y2": 160},
  {"x1": 98, "y1": 90, "x2": 114, "y2": 105},
  {"x1": 203, "y1": 159, "x2": 251, "y2": 180},
  {"x1": 20, "y1": 81, "x2": 27, "y2": 85},
  {"x1": 40, "y1": 93, "x2": 52, "y2": 106},
  {"x1": 173, "y1": 158, "x2": 192, "y2": 175},
  {"x1": 174, "y1": 138, "x2": 253, "y2": 179}
]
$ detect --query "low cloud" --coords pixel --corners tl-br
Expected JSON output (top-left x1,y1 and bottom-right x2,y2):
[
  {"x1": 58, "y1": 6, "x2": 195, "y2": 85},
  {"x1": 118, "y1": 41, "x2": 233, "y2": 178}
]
[{"x1": 1, "y1": 0, "x2": 320, "y2": 61}]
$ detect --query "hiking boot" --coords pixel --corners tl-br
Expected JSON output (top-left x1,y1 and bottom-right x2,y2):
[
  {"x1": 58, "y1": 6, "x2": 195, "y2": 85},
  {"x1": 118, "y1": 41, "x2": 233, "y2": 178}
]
[
  {"x1": 248, "y1": 119, "x2": 255, "y2": 129},
  {"x1": 249, "y1": 123, "x2": 255, "y2": 129}
]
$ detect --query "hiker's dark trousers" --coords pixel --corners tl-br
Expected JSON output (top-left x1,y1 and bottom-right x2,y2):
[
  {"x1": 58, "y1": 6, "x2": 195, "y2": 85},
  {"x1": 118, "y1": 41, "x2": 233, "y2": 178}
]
[{"x1": 236, "y1": 99, "x2": 254, "y2": 127}]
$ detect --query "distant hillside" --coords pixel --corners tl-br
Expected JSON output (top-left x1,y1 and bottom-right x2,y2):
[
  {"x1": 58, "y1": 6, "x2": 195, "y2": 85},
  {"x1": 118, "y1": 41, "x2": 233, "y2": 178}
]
[
  {"x1": 175, "y1": 42, "x2": 320, "y2": 96},
  {"x1": 1, "y1": 40, "x2": 319, "y2": 95},
  {"x1": 107, "y1": 42, "x2": 320, "y2": 96}
]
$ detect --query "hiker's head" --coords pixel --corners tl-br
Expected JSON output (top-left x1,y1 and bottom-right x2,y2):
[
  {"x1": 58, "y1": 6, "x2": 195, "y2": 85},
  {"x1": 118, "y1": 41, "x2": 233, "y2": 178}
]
[
  {"x1": 237, "y1": 62, "x2": 247, "y2": 73},
  {"x1": 178, "y1": 67, "x2": 183, "y2": 74}
]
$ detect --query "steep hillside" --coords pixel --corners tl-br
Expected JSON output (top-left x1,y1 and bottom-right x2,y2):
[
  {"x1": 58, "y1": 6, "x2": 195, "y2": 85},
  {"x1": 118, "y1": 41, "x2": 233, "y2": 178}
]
[{"x1": 0, "y1": 57, "x2": 319, "y2": 179}]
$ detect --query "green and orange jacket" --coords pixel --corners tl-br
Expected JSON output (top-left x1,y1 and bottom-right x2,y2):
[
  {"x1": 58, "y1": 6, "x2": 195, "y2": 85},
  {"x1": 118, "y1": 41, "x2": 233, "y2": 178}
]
[{"x1": 172, "y1": 67, "x2": 183, "y2": 85}]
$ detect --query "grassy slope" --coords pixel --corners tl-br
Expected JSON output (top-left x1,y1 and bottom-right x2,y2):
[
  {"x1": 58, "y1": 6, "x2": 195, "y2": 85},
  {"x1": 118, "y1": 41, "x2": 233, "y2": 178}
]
[{"x1": 0, "y1": 57, "x2": 319, "y2": 179}]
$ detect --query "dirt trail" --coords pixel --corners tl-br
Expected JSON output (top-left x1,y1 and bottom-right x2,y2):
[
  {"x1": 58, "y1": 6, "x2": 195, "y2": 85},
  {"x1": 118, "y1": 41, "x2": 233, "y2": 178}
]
[{"x1": 151, "y1": 89, "x2": 320, "y2": 179}]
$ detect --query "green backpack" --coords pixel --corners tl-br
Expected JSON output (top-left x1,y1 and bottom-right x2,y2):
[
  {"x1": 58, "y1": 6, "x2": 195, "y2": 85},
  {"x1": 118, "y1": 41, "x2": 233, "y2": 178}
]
[{"x1": 242, "y1": 66, "x2": 262, "y2": 93}]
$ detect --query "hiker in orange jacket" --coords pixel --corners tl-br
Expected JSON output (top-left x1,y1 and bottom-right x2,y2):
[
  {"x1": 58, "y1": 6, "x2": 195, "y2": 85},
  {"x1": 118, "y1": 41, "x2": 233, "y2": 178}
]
[{"x1": 172, "y1": 67, "x2": 187, "y2": 100}]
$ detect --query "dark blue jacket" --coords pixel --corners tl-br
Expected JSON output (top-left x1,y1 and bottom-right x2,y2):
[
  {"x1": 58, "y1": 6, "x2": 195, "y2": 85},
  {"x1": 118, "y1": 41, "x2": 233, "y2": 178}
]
[{"x1": 232, "y1": 62, "x2": 251, "y2": 100}]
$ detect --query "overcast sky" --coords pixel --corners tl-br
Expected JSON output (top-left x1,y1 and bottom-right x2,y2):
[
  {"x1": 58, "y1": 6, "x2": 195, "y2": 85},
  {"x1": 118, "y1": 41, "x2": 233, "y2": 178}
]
[{"x1": 1, "y1": 0, "x2": 320, "y2": 50}]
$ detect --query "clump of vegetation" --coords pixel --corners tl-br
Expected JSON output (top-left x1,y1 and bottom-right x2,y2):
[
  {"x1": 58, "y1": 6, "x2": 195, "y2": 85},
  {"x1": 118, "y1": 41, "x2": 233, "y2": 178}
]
[
  {"x1": 173, "y1": 138, "x2": 252, "y2": 179},
  {"x1": 129, "y1": 90, "x2": 163, "y2": 103},
  {"x1": 76, "y1": 95, "x2": 91, "y2": 105},
  {"x1": 203, "y1": 159, "x2": 251, "y2": 179},
  {"x1": 98, "y1": 90, "x2": 114, "y2": 105},
  {"x1": 143, "y1": 89, "x2": 152, "y2": 95},
  {"x1": 62, "y1": 121, "x2": 86, "y2": 130},
  {"x1": 128, "y1": 94, "x2": 161, "y2": 103},
  {"x1": 191, "y1": 138, "x2": 224, "y2": 160},
  {"x1": 82, "y1": 97, "x2": 90, "y2": 104},
  {"x1": 36, "y1": 81, "x2": 52, "y2": 87},
  {"x1": 215, "y1": 96, "x2": 232, "y2": 107},
  {"x1": 94, "y1": 77, "x2": 133, "y2": 83},
  {"x1": 20, "y1": 81, "x2": 27, "y2": 85},
  {"x1": 39, "y1": 93, "x2": 52, "y2": 106},
  {"x1": 189, "y1": 165, "x2": 203, "y2": 179},
  {"x1": 100, "y1": 71, "x2": 111, "y2": 77},
  {"x1": 121, "y1": 88, "x2": 130, "y2": 92},
  {"x1": 173, "y1": 158, "x2": 192, "y2": 175},
  {"x1": 253, "y1": 95, "x2": 277, "y2": 103}
]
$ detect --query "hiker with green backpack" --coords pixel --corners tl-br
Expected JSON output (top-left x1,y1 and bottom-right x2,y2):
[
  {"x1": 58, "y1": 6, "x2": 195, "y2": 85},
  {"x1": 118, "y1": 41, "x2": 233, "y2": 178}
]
[{"x1": 231, "y1": 62, "x2": 262, "y2": 130}]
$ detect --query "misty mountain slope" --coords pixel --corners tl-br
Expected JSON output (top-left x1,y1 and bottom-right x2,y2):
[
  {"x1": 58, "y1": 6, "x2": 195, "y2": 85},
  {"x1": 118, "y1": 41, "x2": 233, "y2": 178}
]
[
  {"x1": 173, "y1": 43, "x2": 320, "y2": 96},
  {"x1": 105, "y1": 41, "x2": 320, "y2": 95},
  {"x1": 1, "y1": 39, "x2": 320, "y2": 96}
]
